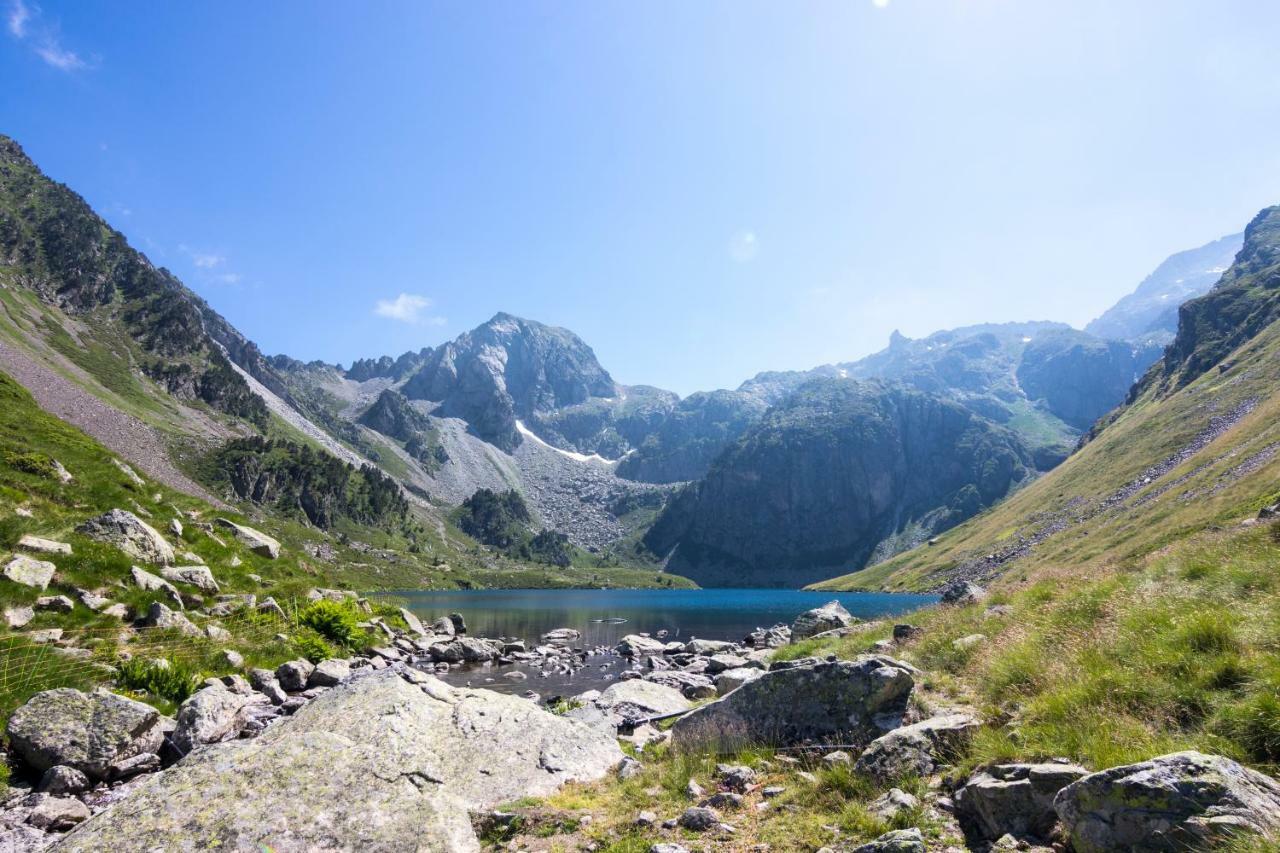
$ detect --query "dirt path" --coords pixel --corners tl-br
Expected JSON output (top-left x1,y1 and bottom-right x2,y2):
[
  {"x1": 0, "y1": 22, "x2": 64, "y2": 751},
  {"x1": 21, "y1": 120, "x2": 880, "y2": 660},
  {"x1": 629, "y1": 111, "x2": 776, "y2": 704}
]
[{"x1": 0, "y1": 336, "x2": 225, "y2": 506}]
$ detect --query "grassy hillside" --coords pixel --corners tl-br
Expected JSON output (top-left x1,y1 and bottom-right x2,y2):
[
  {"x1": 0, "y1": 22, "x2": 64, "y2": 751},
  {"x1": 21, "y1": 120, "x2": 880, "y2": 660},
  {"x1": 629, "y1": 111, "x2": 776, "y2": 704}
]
[{"x1": 813, "y1": 313, "x2": 1280, "y2": 594}]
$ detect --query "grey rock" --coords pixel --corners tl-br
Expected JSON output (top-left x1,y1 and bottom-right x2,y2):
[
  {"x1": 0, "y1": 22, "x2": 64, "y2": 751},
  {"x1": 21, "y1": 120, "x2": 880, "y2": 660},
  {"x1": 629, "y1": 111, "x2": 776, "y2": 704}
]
[
  {"x1": 940, "y1": 581, "x2": 987, "y2": 606},
  {"x1": 542, "y1": 627, "x2": 580, "y2": 644},
  {"x1": 705, "y1": 653, "x2": 749, "y2": 674},
  {"x1": 215, "y1": 518, "x2": 280, "y2": 559},
  {"x1": 171, "y1": 683, "x2": 271, "y2": 753},
  {"x1": 28, "y1": 795, "x2": 90, "y2": 831},
  {"x1": 616, "y1": 634, "x2": 667, "y2": 657},
  {"x1": 650, "y1": 846, "x2": 691, "y2": 853},
  {"x1": 3, "y1": 605, "x2": 34, "y2": 628},
  {"x1": 106, "y1": 752, "x2": 160, "y2": 780},
  {"x1": 275, "y1": 659, "x2": 315, "y2": 693},
  {"x1": 428, "y1": 637, "x2": 501, "y2": 663},
  {"x1": 398, "y1": 607, "x2": 427, "y2": 636},
  {"x1": 17, "y1": 535, "x2": 71, "y2": 556},
  {"x1": 685, "y1": 638, "x2": 736, "y2": 656},
  {"x1": 8, "y1": 688, "x2": 166, "y2": 780},
  {"x1": 617, "y1": 757, "x2": 643, "y2": 780},
  {"x1": 642, "y1": 670, "x2": 717, "y2": 699},
  {"x1": 140, "y1": 602, "x2": 200, "y2": 636},
  {"x1": 430, "y1": 616, "x2": 456, "y2": 637},
  {"x1": 219, "y1": 649, "x2": 244, "y2": 669},
  {"x1": 849, "y1": 827, "x2": 926, "y2": 853},
  {"x1": 790, "y1": 600, "x2": 855, "y2": 641},
  {"x1": 715, "y1": 764, "x2": 756, "y2": 792},
  {"x1": 677, "y1": 806, "x2": 721, "y2": 832},
  {"x1": 576, "y1": 679, "x2": 690, "y2": 727},
  {"x1": 1053, "y1": 751, "x2": 1280, "y2": 851},
  {"x1": 307, "y1": 658, "x2": 350, "y2": 688},
  {"x1": 37, "y1": 766, "x2": 89, "y2": 796},
  {"x1": 745, "y1": 624, "x2": 791, "y2": 648},
  {"x1": 672, "y1": 656, "x2": 915, "y2": 751},
  {"x1": 892, "y1": 624, "x2": 921, "y2": 642},
  {"x1": 129, "y1": 566, "x2": 182, "y2": 608},
  {"x1": 3, "y1": 555, "x2": 55, "y2": 590},
  {"x1": 35, "y1": 595, "x2": 74, "y2": 613},
  {"x1": 956, "y1": 761, "x2": 1090, "y2": 841},
  {"x1": 248, "y1": 669, "x2": 288, "y2": 705},
  {"x1": 715, "y1": 667, "x2": 765, "y2": 696},
  {"x1": 856, "y1": 713, "x2": 981, "y2": 783},
  {"x1": 159, "y1": 565, "x2": 219, "y2": 593},
  {"x1": 76, "y1": 510, "x2": 174, "y2": 565},
  {"x1": 868, "y1": 787, "x2": 920, "y2": 821},
  {"x1": 448, "y1": 612, "x2": 466, "y2": 633},
  {"x1": 53, "y1": 669, "x2": 623, "y2": 852}
]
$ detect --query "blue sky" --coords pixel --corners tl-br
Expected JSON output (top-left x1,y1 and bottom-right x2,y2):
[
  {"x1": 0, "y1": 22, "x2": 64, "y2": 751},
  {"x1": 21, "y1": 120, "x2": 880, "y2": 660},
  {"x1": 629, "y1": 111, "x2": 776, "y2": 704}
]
[{"x1": 4, "y1": 1, "x2": 1280, "y2": 395}]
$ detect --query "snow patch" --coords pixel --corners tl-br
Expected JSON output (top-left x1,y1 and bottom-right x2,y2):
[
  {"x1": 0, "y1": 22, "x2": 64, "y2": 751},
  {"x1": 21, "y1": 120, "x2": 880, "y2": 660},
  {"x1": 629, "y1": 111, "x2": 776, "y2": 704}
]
[{"x1": 515, "y1": 420, "x2": 620, "y2": 465}]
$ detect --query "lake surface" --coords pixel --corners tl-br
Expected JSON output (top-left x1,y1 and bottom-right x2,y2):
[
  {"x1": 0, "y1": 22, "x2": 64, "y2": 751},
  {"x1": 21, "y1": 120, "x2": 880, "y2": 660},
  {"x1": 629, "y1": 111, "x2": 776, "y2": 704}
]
[{"x1": 385, "y1": 588, "x2": 937, "y2": 698}]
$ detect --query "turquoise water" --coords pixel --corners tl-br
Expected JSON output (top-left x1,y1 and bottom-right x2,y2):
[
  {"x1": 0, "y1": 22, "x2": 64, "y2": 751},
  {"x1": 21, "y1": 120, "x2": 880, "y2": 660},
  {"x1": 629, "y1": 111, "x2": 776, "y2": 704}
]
[{"x1": 391, "y1": 588, "x2": 937, "y2": 651}]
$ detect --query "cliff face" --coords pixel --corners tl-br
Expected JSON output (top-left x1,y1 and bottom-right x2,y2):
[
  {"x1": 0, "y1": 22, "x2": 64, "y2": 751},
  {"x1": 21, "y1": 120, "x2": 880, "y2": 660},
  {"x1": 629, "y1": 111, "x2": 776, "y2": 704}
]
[
  {"x1": 1016, "y1": 330, "x2": 1159, "y2": 430},
  {"x1": 615, "y1": 389, "x2": 768, "y2": 484},
  {"x1": 646, "y1": 378, "x2": 1032, "y2": 587},
  {"x1": 1156, "y1": 206, "x2": 1280, "y2": 393},
  {"x1": 400, "y1": 313, "x2": 616, "y2": 450}
]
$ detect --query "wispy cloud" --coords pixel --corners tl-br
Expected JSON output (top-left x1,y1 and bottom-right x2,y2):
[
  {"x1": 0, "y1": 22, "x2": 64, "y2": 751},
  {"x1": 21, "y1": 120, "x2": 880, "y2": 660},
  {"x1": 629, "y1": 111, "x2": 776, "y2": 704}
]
[
  {"x1": 729, "y1": 230, "x2": 759, "y2": 263},
  {"x1": 374, "y1": 293, "x2": 445, "y2": 325},
  {"x1": 872, "y1": 0, "x2": 890, "y2": 7},
  {"x1": 7, "y1": 0, "x2": 28, "y2": 37},
  {"x1": 7, "y1": 0, "x2": 89, "y2": 71},
  {"x1": 215, "y1": 272, "x2": 242, "y2": 285},
  {"x1": 178, "y1": 244, "x2": 225, "y2": 269}
]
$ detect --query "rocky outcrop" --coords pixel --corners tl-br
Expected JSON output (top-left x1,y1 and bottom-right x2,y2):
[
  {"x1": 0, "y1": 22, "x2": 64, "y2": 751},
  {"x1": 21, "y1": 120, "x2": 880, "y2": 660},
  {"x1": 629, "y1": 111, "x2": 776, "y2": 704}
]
[
  {"x1": 159, "y1": 565, "x2": 219, "y2": 592},
  {"x1": 3, "y1": 555, "x2": 56, "y2": 590},
  {"x1": 1053, "y1": 751, "x2": 1280, "y2": 851},
  {"x1": 170, "y1": 682, "x2": 272, "y2": 753},
  {"x1": 215, "y1": 519, "x2": 280, "y2": 559},
  {"x1": 1016, "y1": 330, "x2": 1153, "y2": 430},
  {"x1": 647, "y1": 380, "x2": 1032, "y2": 587},
  {"x1": 790, "y1": 600, "x2": 855, "y2": 641},
  {"x1": 571, "y1": 680, "x2": 690, "y2": 729},
  {"x1": 54, "y1": 668, "x2": 623, "y2": 851},
  {"x1": 7, "y1": 689, "x2": 167, "y2": 781},
  {"x1": 76, "y1": 510, "x2": 174, "y2": 565},
  {"x1": 849, "y1": 827, "x2": 926, "y2": 853},
  {"x1": 855, "y1": 713, "x2": 980, "y2": 784},
  {"x1": 17, "y1": 535, "x2": 72, "y2": 556},
  {"x1": 671, "y1": 656, "x2": 915, "y2": 751},
  {"x1": 955, "y1": 761, "x2": 1089, "y2": 842}
]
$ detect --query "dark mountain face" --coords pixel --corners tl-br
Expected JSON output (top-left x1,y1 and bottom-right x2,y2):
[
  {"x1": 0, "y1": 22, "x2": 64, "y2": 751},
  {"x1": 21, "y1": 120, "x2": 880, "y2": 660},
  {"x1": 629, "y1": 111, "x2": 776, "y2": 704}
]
[
  {"x1": 615, "y1": 389, "x2": 767, "y2": 483},
  {"x1": 645, "y1": 379, "x2": 1033, "y2": 587},
  {"x1": 1156, "y1": 207, "x2": 1280, "y2": 393},
  {"x1": 399, "y1": 313, "x2": 615, "y2": 450},
  {"x1": 1016, "y1": 330, "x2": 1160, "y2": 430},
  {"x1": 1085, "y1": 233, "x2": 1242, "y2": 343}
]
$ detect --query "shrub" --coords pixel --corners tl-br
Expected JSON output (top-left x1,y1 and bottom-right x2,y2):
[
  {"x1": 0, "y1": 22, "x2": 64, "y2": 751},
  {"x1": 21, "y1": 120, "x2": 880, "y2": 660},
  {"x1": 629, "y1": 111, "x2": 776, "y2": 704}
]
[
  {"x1": 291, "y1": 630, "x2": 335, "y2": 664},
  {"x1": 298, "y1": 599, "x2": 365, "y2": 648},
  {"x1": 115, "y1": 657, "x2": 203, "y2": 705}
]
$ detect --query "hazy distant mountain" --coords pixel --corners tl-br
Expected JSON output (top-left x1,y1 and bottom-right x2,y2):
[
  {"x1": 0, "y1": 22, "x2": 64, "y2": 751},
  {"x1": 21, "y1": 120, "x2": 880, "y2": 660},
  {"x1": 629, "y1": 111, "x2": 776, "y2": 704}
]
[{"x1": 1085, "y1": 233, "x2": 1242, "y2": 342}]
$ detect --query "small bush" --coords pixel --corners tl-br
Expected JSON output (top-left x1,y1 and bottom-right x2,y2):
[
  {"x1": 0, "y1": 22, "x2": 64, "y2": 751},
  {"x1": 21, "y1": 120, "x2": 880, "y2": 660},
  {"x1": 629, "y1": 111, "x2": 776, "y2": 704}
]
[
  {"x1": 3, "y1": 450, "x2": 57, "y2": 479},
  {"x1": 115, "y1": 657, "x2": 203, "y2": 706},
  {"x1": 297, "y1": 599, "x2": 365, "y2": 648},
  {"x1": 291, "y1": 629, "x2": 335, "y2": 664}
]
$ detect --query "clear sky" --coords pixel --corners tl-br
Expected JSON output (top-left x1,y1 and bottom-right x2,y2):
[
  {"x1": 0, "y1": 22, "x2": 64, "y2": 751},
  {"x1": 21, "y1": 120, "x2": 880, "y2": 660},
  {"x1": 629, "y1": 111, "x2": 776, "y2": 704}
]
[{"x1": 4, "y1": 1, "x2": 1280, "y2": 395}]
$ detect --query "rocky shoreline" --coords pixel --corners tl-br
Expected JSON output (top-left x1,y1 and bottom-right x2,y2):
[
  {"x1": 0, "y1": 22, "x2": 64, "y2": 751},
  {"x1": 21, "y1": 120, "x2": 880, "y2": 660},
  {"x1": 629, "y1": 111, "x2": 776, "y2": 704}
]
[{"x1": 2, "y1": 594, "x2": 1280, "y2": 851}]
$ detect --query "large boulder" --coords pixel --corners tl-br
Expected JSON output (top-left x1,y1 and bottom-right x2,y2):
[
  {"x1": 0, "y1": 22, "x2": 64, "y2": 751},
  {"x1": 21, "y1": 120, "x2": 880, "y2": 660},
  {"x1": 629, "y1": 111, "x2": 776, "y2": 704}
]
[
  {"x1": 171, "y1": 683, "x2": 271, "y2": 753},
  {"x1": 3, "y1": 554, "x2": 56, "y2": 590},
  {"x1": 940, "y1": 581, "x2": 987, "y2": 606},
  {"x1": 428, "y1": 637, "x2": 501, "y2": 663},
  {"x1": 215, "y1": 518, "x2": 281, "y2": 559},
  {"x1": 790, "y1": 600, "x2": 855, "y2": 641},
  {"x1": 955, "y1": 762, "x2": 1089, "y2": 842},
  {"x1": 76, "y1": 509, "x2": 174, "y2": 564},
  {"x1": 616, "y1": 634, "x2": 668, "y2": 657},
  {"x1": 7, "y1": 688, "x2": 167, "y2": 781},
  {"x1": 643, "y1": 670, "x2": 718, "y2": 700},
  {"x1": 671, "y1": 656, "x2": 914, "y2": 751},
  {"x1": 850, "y1": 828, "x2": 926, "y2": 853},
  {"x1": 140, "y1": 601, "x2": 201, "y2": 636},
  {"x1": 855, "y1": 713, "x2": 981, "y2": 783},
  {"x1": 570, "y1": 679, "x2": 692, "y2": 730},
  {"x1": 1053, "y1": 751, "x2": 1280, "y2": 851},
  {"x1": 52, "y1": 669, "x2": 623, "y2": 851}
]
